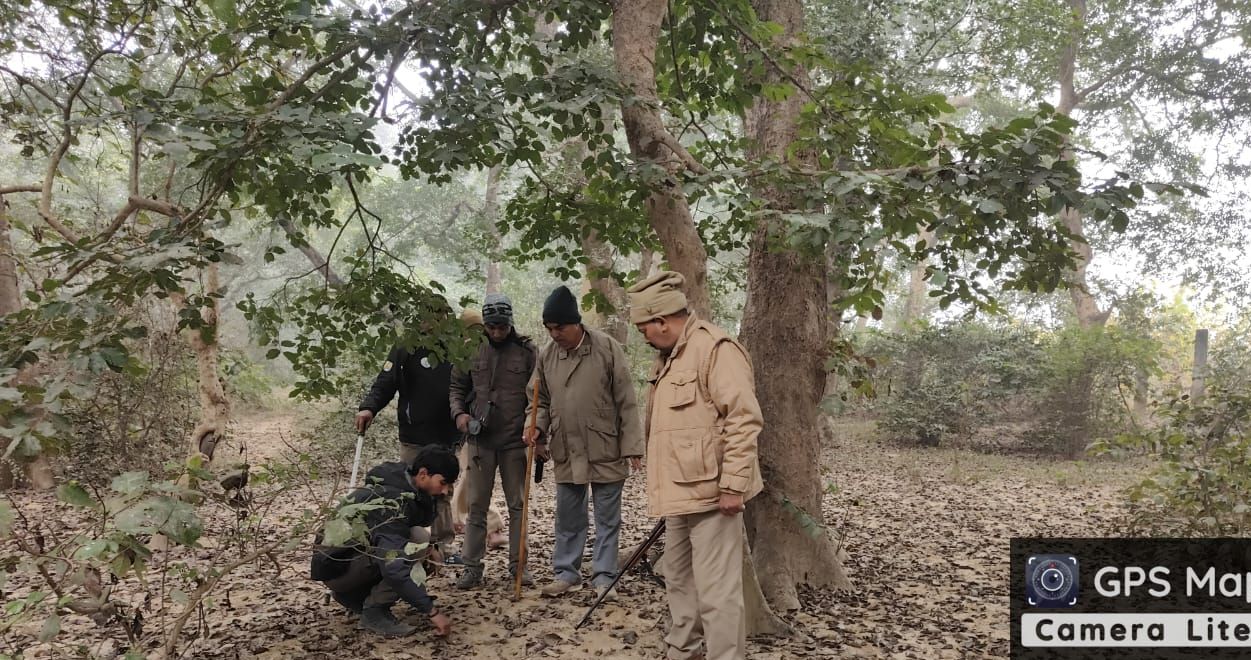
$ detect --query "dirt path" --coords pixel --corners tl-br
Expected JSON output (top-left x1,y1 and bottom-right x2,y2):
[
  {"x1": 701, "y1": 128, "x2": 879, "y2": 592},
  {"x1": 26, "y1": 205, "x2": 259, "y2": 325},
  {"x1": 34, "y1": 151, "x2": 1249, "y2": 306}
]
[{"x1": 6, "y1": 411, "x2": 1147, "y2": 658}]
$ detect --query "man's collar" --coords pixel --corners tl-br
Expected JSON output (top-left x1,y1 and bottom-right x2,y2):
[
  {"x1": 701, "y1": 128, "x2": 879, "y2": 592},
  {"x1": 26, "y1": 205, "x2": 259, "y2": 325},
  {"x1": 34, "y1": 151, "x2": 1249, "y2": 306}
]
[{"x1": 558, "y1": 326, "x2": 590, "y2": 358}]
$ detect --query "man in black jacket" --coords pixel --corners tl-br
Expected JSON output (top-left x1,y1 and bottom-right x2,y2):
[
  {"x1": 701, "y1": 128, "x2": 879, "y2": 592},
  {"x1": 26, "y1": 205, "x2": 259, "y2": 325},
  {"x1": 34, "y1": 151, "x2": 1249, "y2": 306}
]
[
  {"x1": 354, "y1": 313, "x2": 473, "y2": 549},
  {"x1": 311, "y1": 446, "x2": 459, "y2": 637}
]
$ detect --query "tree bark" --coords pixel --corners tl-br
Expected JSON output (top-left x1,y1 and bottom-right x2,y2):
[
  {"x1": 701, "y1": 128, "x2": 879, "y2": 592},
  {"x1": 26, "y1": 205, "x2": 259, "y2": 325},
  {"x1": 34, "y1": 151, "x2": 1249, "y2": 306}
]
[
  {"x1": 483, "y1": 164, "x2": 504, "y2": 295},
  {"x1": 1056, "y1": 0, "x2": 1108, "y2": 329},
  {"x1": 611, "y1": 0, "x2": 711, "y2": 319},
  {"x1": 0, "y1": 196, "x2": 55, "y2": 491},
  {"x1": 176, "y1": 263, "x2": 231, "y2": 467},
  {"x1": 581, "y1": 229, "x2": 629, "y2": 344},
  {"x1": 738, "y1": 0, "x2": 851, "y2": 613}
]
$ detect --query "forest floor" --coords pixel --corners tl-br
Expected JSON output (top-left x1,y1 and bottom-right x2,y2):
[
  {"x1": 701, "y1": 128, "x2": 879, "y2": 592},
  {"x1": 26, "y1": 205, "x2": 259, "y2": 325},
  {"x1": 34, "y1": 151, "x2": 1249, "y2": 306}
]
[{"x1": 5, "y1": 405, "x2": 1150, "y2": 659}]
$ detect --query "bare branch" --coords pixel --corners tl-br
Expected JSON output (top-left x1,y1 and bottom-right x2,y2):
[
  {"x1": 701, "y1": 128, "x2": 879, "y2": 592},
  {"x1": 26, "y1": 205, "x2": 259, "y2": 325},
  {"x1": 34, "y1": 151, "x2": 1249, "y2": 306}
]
[
  {"x1": 0, "y1": 66, "x2": 65, "y2": 110},
  {"x1": 274, "y1": 215, "x2": 345, "y2": 288},
  {"x1": 0, "y1": 185, "x2": 42, "y2": 195}
]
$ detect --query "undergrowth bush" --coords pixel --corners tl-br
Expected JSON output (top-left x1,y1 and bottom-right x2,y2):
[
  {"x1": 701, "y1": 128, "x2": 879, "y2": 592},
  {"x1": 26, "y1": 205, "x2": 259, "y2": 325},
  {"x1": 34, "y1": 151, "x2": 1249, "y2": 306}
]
[
  {"x1": 58, "y1": 327, "x2": 198, "y2": 482},
  {"x1": 863, "y1": 320, "x2": 1156, "y2": 454}
]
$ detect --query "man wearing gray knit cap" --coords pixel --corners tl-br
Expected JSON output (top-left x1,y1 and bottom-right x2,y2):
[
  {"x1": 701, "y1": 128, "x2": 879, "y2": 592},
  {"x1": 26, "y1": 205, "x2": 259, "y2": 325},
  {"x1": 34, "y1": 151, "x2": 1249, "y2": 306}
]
[{"x1": 448, "y1": 292, "x2": 538, "y2": 589}]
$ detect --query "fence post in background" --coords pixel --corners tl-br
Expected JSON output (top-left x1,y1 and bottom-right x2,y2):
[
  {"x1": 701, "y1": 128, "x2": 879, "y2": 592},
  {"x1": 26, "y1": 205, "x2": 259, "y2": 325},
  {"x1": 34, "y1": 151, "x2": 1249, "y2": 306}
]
[{"x1": 1191, "y1": 328, "x2": 1209, "y2": 404}]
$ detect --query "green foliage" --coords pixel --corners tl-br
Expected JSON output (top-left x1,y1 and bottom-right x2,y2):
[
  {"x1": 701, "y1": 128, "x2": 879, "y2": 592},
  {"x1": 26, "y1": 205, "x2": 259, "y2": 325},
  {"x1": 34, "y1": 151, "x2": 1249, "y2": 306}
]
[
  {"x1": 238, "y1": 255, "x2": 478, "y2": 399},
  {"x1": 1099, "y1": 386, "x2": 1251, "y2": 536},
  {"x1": 868, "y1": 322, "x2": 1046, "y2": 446},
  {"x1": 1027, "y1": 324, "x2": 1159, "y2": 456},
  {"x1": 866, "y1": 319, "x2": 1158, "y2": 452}
]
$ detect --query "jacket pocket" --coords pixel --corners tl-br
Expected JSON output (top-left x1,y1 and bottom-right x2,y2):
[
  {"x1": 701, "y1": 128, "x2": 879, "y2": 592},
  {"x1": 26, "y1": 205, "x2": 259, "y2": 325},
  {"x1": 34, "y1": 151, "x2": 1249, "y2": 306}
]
[
  {"x1": 668, "y1": 427, "x2": 716, "y2": 484},
  {"x1": 548, "y1": 417, "x2": 566, "y2": 463},
  {"x1": 665, "y1": 370, "x2": 698, "y2": 410},
  {"x1": 586, "y1": 414, "x2": 620, "y2": 463}
]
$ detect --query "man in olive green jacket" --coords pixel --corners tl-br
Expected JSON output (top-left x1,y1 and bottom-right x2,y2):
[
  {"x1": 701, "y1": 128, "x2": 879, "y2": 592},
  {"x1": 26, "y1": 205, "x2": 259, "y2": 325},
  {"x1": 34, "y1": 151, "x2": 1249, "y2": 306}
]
[
  {"x1": 629, "y1": 270, "x2": 763, "y2": 660},
  {"x1": 523, "y1": 285, "x2": 644, "y2": 599}
]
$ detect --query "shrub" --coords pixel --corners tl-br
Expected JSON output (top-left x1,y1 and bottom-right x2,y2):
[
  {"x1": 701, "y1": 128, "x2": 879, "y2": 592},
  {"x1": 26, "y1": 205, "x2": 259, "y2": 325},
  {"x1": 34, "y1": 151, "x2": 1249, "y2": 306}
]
[
  {"x1": 1095, "y1": 385, "x2": 1251, "y2": 535},
  {"x1": 866, "y1": 322, "x2": 1046, "y2": 446},
  {"x1": 1027, "y1": 324, "x2": 1158, "y2": 457},
  {"x1": 58, "y1": 328, "x2": 199, "y2": 482}
]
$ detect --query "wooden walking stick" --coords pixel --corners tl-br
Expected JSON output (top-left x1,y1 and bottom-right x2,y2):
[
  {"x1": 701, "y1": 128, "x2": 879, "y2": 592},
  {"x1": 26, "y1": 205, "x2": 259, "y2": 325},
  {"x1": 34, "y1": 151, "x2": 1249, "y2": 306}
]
[{"x1": 514, "y1": 374, "x2": 541, "y2": 600}]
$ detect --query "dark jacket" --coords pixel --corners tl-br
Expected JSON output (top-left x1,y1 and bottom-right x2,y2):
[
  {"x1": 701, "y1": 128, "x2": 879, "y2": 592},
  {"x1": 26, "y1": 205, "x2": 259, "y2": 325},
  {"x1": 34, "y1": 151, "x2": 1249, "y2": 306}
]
[
  {"x1": 359, "y1": 346, "x2": 459, "y2": 447},
  {"x1": 449, "y1": 333, "x2": 537, "y2": 451},
  {"x1": 311, "y1": 462, "x2": 438, "y2": 613}
]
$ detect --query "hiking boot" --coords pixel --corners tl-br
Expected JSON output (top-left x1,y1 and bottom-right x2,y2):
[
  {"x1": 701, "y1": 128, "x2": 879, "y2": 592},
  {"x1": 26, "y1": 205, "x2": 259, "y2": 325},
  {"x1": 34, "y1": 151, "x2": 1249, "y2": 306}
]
[
  {"x1": 540, "y1": 578, "x2": 582, "y2": 597},
  {"x1": 509, "y1": 567, "x2": 534, "y2": 587},
  {"x1": 330, "y1": 591, "x2": 363, "y2": 615},
  {"x1": 359, "y1": 606, "x2": 416, "y2": 637},
  {"x1": 456, "y1": 565, "x2": 484, "y2": 590},
  {"x1": 593, "y1": 584, "x2": 618, "y2": 602}
]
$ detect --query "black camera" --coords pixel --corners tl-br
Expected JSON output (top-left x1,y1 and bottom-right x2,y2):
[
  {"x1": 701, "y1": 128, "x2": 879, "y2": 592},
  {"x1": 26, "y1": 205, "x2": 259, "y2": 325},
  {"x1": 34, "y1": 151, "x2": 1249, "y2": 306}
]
[{"x1": 466, "y1": 401, "x2": 494, "y2": 437}]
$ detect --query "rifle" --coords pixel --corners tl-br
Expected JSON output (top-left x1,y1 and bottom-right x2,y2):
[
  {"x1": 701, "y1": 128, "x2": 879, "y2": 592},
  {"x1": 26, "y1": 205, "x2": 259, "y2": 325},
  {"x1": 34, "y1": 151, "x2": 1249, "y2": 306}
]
[{"x1": 575, "y1": 519, "x2": 666, "y2": 629}]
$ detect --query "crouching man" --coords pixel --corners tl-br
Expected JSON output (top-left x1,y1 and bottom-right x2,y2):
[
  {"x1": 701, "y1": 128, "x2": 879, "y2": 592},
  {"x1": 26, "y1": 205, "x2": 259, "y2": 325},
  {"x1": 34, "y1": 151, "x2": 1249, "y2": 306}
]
[{"x1": 311, "y1": 446, "x2": 458, "y2": 638}]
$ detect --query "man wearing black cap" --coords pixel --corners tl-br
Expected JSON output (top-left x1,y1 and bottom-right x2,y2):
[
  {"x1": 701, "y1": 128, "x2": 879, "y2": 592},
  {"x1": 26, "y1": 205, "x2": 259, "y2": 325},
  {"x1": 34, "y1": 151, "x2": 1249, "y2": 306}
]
[
  {"x1": 524, "y1": 285, "x2": 644, "y2": 599},
  {"x1": 448, "y1": 292, "x2": 538, "y2": 589},
  {"x1": 311, "y1": 445, "x2": 459, "y2": 638}
]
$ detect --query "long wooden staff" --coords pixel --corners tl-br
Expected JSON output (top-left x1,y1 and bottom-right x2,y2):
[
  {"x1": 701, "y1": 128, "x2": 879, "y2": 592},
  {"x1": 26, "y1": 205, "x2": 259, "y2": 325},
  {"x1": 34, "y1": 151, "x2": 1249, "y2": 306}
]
[{"x1": 514, "y1": 374, "x2": 541, "y2": 599}]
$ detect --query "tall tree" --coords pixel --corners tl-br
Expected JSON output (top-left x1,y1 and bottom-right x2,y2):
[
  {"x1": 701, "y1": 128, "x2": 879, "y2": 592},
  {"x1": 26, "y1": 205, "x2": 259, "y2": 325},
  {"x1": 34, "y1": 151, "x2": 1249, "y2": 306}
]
[{"x1": 737, "y1": 0, "x2": 851, "y2": 610}]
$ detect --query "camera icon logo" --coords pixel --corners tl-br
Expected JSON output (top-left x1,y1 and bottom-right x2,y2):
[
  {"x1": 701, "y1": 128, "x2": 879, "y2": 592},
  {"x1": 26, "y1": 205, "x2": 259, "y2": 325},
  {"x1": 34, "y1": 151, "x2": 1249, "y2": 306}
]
[{"x1": 1026, "y1": 555, "x2": 1079, "y2": 607}]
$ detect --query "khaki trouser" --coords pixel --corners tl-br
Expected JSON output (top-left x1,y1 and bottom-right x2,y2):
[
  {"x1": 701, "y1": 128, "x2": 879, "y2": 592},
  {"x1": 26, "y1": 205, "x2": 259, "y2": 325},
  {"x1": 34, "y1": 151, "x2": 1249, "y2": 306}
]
[
  {"x1": 452, "y1": 442, "x2": 504, "y2": 535},
  {"x1": 664, "y1": 510, "x2": 746, "y2": 660},
  {"x1": 398, "y1": 443, "x2": 455, "y2": 547}
]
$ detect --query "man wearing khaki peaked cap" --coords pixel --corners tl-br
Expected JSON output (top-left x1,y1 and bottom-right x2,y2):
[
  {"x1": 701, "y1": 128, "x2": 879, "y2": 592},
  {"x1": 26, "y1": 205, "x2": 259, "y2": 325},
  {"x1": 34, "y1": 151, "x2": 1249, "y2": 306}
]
[{"x1": 628, "y1": 271, "x2": 764, "y2": 660}]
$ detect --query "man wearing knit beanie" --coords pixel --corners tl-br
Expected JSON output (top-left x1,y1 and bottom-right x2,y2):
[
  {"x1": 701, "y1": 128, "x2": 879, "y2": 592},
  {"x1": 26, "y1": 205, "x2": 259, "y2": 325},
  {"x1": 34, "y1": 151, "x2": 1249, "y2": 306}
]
[
  {"x1": 627, "y1": 270, "x2": 764, "y2": 660},
  {"x1": 447, "y1": 307, "x2": 508, "y2": 563},
  {"x1": 449, "y1": 292, "x2": 537, "y2": 589},
  {"x1": 524, "y1": 285, "x2": 644, "y2": 600}
]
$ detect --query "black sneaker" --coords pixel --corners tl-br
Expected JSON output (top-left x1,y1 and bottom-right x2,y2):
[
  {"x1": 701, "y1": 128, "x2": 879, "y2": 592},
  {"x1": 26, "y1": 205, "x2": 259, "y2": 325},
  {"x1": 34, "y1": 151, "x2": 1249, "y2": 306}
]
[
  {"x1": 456, "y1": 565, "x2": 484, "y2": 590},
  {"x1": 359, "y1": 606, "x2": 416, "y2": 637},
  {"x1": 330, "y1": 591, "x2": 363, "y2": 615}
]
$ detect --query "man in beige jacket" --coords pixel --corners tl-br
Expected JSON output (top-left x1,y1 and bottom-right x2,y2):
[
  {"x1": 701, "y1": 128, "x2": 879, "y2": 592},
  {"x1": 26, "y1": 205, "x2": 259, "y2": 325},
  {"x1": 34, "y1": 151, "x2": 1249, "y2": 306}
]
[
  {"x1": 627, "y1": 271, "x2": 764, "y2": 660},
  {"x1": 523, "y1": 285, "x2": 645, "y2": 599}
]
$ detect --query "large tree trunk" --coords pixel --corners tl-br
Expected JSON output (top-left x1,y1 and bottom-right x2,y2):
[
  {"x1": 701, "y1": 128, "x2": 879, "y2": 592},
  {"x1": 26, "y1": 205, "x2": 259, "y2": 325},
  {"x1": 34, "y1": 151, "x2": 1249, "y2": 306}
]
[
  {"x1": 0, "y1": 196, "x2": 55, "y2": 491},
  {"x1": 738, "y1": 0, "x2": 851, "y2": 613},
  {"x1": 611, "y1": 0, "x2": 787, "y2": 636},
  {"x1": 612, "y1": 0, "x2": 710, "y2": 319}
]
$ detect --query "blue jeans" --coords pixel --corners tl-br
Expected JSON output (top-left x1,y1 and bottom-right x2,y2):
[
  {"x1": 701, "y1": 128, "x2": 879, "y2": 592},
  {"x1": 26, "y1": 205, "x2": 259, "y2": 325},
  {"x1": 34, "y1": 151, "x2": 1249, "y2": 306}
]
[{"x1": 553, "y1": 480, "x2": 624, "y2": 587}]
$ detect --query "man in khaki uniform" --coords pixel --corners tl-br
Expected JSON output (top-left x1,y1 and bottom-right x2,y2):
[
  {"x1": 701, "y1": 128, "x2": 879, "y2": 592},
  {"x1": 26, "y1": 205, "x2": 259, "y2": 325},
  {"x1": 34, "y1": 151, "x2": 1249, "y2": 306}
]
[
  {"x1": 627, "y1": 271, "x2": 764, "y2": 660},
  {"x1": 523, "y1": 285, "x2": 645, "y2": 599}
]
